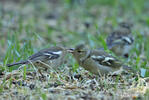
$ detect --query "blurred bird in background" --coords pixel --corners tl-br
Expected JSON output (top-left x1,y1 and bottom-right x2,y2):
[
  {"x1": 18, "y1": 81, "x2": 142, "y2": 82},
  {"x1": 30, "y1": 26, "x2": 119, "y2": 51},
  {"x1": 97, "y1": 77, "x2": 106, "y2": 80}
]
[{"x1": 106, "y1": 22, "x2": 134, "y2": 58}]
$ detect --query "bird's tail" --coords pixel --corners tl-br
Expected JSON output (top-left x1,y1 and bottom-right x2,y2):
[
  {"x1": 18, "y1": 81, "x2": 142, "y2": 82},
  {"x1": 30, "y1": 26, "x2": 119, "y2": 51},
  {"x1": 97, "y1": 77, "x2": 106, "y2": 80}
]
[
  {"x1": 122, "y1": 65, "x2": 138, "y2": 74},
  {"x1": 122, "y1": 65, "x2": 136, "y2": 72},
  {"x1": 7, "y1": 60, "x2": 28, "y2": 67}
]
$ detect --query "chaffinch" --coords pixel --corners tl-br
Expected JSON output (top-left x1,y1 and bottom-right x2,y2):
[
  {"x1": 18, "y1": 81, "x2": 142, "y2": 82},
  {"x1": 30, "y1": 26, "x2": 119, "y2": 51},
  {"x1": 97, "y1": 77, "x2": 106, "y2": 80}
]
[
  {"x1": 7, "y1": 46, "x2": 67, "y2": 76},
  {"x1": 106, "y1": 22, "x2": 134, "y2": 58},
  {"x1": 69, "y1": 44, "x2": 126, "y2": 75}
]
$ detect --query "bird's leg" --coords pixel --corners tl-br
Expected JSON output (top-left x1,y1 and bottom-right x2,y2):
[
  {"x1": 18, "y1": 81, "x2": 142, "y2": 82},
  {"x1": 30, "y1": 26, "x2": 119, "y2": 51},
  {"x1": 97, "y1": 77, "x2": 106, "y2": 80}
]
[{"x1": 38, "y1": 69, "x2": 44, "y2": 77}]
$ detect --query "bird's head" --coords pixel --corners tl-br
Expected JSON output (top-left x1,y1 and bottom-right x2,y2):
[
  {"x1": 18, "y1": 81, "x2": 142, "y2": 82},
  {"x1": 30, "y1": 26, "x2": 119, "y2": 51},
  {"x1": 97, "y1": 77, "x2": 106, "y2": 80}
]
[{"x1": 68, "y1": 44, "x2": 89, "y2": 61}]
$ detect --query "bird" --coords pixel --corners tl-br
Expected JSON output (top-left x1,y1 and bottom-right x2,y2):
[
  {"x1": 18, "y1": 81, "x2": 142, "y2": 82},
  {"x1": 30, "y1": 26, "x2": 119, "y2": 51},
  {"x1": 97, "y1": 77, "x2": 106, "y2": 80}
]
[
  {"x1": 106, "y1": 22, "x2": 134, "y2": 58},
  {"x1": 69, "y1": 44, "x2": 127, "y2": 75},
  {"x1": 7, "y1": 46, "x2": 67, "y2": 76}
]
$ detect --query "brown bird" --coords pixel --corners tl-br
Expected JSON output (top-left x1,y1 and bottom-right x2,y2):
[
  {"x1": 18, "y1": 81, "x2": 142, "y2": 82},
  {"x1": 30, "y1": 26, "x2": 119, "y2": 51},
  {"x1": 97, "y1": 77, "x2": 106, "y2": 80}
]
[
  {"x1": 106, "y1": 22, "x2": 134, "y2": 58},
  {"x1": 7, "y1": 46, "x2": 67, "y2": 76},
  {"x1": 69, "y1": 44, "x2": 126, "y2": 75}
]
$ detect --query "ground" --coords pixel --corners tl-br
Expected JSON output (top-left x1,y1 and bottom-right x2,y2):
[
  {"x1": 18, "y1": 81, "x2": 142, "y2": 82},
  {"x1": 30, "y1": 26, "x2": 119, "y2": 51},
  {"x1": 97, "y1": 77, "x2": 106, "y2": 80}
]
[{"x1": 0, "y1": 0, "x2": 149, "y2": 100}]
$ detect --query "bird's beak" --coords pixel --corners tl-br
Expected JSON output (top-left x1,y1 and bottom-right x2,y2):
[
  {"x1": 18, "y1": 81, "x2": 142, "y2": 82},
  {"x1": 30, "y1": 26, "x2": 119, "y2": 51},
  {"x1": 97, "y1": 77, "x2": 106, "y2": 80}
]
[{"x1": 67, "y1": 48, "x2": 75, "y2": 53}]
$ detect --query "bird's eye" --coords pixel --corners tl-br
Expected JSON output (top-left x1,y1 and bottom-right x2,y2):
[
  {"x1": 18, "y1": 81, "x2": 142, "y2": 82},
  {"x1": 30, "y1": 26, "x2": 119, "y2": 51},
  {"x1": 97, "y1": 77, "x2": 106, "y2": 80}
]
[{"x1": 77, "y1": 50, "x2": 82, "y2": 53}]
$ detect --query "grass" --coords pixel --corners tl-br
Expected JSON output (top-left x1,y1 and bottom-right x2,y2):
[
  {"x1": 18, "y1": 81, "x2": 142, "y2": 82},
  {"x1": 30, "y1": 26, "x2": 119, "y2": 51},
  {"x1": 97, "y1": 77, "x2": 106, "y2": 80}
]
[{"x1": 0, "y1": 0, "x2": 149, "y2": 99}]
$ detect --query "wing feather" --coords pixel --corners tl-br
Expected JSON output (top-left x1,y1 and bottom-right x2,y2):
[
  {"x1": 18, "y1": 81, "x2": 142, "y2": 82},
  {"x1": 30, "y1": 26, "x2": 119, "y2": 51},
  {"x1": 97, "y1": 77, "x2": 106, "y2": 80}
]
[{"x1": 91, "y1": 50, "x2": 122, "y2": 68}]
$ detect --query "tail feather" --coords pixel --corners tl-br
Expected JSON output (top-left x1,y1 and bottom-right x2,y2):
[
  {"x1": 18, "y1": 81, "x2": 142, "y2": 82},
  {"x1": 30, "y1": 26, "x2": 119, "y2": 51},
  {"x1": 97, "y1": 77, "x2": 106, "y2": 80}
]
[
  {"x1": 7, "y1": 61, "x2": 28, "y2": 67},
  {"x1": 122, "y1": 65, "x2": 136, "y2": 72},
  {"x1": 122, "y1": 65, "x2": 132, "y2": 70}
]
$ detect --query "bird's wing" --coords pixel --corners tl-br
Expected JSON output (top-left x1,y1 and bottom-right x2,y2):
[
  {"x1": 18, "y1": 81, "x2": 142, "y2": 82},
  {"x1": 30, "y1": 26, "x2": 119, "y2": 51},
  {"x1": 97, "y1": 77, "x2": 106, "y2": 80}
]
[
  {"x1": 28, "y1": 48, "x2": 61, "y2": 62},
  {"x1": 107, "y1": 33, "x2": 134, "y2": 48},
  {"x1": 91, "y1": 50, "x2": 122, "y2": 68},
  {"x1": 121, "y1": 36, "x2": 134, "y2": 45}
]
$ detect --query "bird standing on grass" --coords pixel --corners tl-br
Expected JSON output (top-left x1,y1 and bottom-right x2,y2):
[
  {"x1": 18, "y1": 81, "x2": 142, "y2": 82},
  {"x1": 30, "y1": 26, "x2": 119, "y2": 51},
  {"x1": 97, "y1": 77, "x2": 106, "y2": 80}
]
[
  {"x1": 7, "y1": 46, "x2": 67, "y2": 76},
  {"x1": 69, "y1": 44, "x2": 131, "y2": 75},
  {"x1": 106, "y1": 22, "x2": 134, "y2": 58}
]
